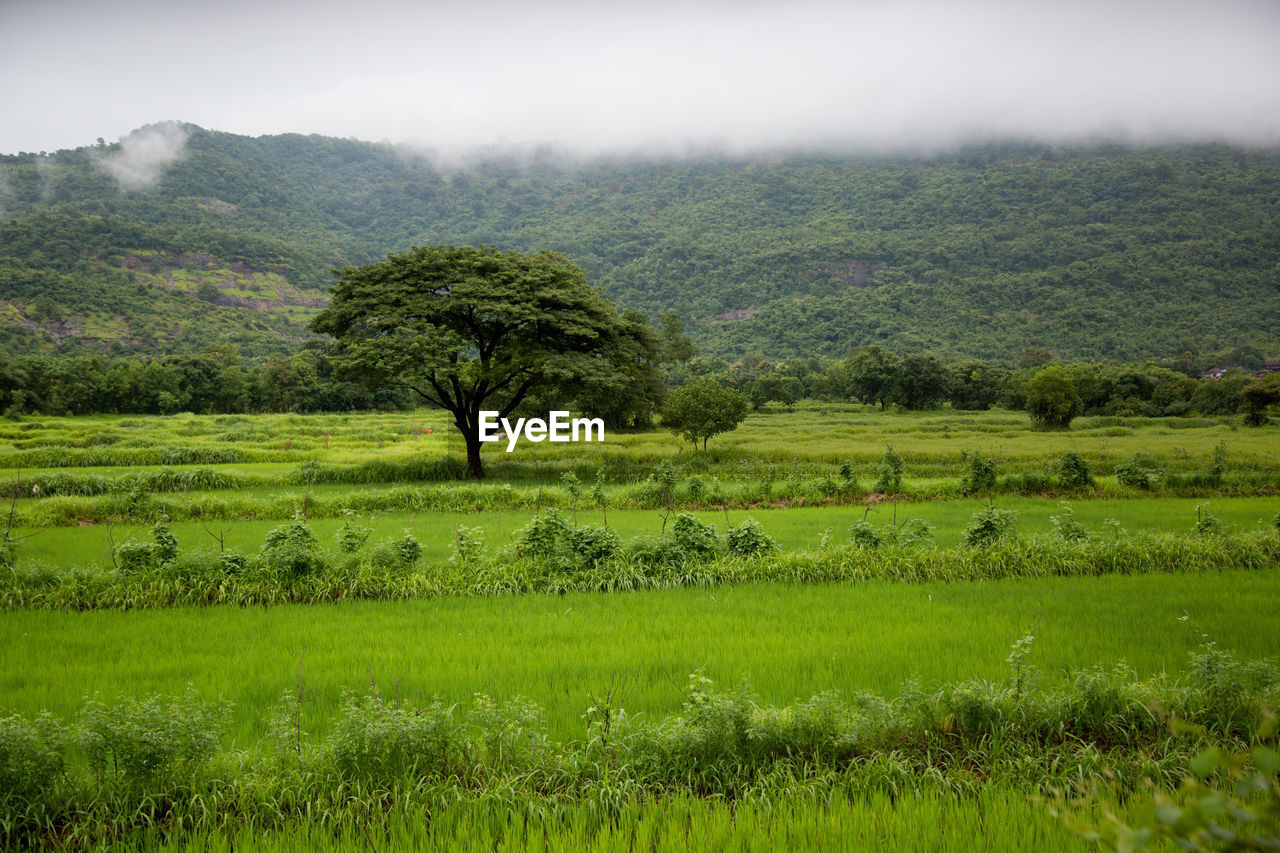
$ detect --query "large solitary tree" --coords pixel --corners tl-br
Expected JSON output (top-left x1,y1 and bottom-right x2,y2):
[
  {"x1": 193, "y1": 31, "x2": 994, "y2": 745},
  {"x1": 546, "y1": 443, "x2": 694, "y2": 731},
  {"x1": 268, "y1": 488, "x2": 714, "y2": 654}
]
[{"x1": 311, "y1": 245, "x2": 631, "y2": 478}]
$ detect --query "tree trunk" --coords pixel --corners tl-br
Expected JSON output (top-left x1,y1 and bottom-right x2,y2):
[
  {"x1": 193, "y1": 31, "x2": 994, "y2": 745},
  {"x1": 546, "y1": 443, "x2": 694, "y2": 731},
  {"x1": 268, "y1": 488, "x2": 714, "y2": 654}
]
[
  {"x1": 463, "y1": 430, "x2": 485, "y2": 479},
  {"x1": 454, "y1": 410, "x2": 486, "y2": 479}
]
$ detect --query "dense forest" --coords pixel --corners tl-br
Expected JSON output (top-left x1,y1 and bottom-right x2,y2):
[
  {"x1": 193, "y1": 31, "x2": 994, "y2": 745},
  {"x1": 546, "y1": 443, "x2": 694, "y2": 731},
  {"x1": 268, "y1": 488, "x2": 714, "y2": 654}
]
[{"x1": 1, "y1": 124, "x2": 1278, "y2": 366}]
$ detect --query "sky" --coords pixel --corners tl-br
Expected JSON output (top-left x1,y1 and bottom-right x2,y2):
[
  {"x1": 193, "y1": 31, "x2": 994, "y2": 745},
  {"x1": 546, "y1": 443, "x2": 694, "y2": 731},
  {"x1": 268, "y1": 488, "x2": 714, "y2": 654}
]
[{"x1": 3, "y1": 0, "x2": 1279, "y2": 157}]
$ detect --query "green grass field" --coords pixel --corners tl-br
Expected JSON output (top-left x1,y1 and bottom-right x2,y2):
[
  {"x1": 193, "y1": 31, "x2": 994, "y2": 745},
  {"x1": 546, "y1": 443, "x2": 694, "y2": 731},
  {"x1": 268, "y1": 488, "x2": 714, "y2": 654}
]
[
  {"x1": 2, "y1": 406, "x2": 1278, "y2": 850},
  {"x1": 5, "y1": 570, "x2": 1277, "y2": 745},
  {"x1": 10, "y1": 494, "x2": 1279, "y2": 572}
]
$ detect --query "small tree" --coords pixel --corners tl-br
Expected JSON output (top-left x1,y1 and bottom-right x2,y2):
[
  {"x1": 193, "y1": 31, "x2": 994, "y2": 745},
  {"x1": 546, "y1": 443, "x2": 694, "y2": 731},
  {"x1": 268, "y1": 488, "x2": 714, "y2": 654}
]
[
  {"x1": 662, "y1": 378, "x2": 750, "y2": 450},
  {"x1": 1240, "y1": 373, "x2": 1280, "y2": 426},
  {"x1": 1024, "y1": 364, "x2": 1080, "y2": 429}
]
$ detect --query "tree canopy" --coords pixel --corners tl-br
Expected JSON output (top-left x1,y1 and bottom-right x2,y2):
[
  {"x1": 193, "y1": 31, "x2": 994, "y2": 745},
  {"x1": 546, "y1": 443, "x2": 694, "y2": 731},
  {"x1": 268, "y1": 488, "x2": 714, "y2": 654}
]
[
  {"x1": 662, "y1": 377, "x2": 750, "y2": 450},
  {"x1": 311, "y1": 245, "x2": 633, "y2": 478}
]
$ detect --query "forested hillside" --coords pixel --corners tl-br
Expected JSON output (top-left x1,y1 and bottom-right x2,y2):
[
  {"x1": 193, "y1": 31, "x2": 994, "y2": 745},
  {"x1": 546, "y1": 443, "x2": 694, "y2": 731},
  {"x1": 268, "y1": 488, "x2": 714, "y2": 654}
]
[{"x1": 2, "y1": 124, "x2": 1278, "y2": 363}]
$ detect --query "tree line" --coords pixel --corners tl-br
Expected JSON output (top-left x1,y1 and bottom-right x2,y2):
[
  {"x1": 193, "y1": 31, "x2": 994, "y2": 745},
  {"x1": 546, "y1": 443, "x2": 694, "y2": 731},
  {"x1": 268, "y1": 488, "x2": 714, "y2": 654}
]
[
  {"x1": 2, "y1": 338, "x2": 1274, "y2": 427},
  {"x1": 0, "y1": 346, "x2": 405, "y2": 417},
  {"x1": 669, "y1": 344, "x2": 1278, "y2": 423}
]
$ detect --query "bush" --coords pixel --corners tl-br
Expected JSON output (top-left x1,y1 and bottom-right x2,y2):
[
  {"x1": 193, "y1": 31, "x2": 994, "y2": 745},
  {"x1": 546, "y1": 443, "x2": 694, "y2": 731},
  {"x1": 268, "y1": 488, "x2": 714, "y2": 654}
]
[
  {"x1": 1115, "y1": 454, "x2": 1162, "y2": 489},
  {"x1": 1193, "y1": 502, "x2": 1224, "y2": 537},
  {"x1": 726, "y1": 518, "x2": 776, "y2": 558},
  {"x1": 258, "y1": 517, "x2": 323, "y2": 579},
  {"x1": 1057, "y1": 451, "x2": 1095, "y2": 490},
  {"x1": 874, "y1": 444, "x2": 904, "y2": 494},
  {"x1": 336, "y1": 519, "x2": 373, "y2": 554},
  {"x1": 1049, "y1": 503, "x2": 1089, "y2": 541},
  {"x1": 113, "y1": 518, "x2": 180, "y2": 575},
  {"x1": 516, "y1": 510, "x2": 571, "y2": 560},
  {"x1": 563, "y1": 525, "x2": 620, "y2": 568},
  {"x1": 960, "y1": 450, "x2": 997, "y2": 494},
  {"x1": 449, "y1": 526, "x2": 485, "y2": 565},
  {"x1": 76, "y1": 689, "x2": 227, "y2": 787},
  {"x1": 114, "y1": 541, "x2": 160, "y2": 574},
  {"x1": 0, "y1": 711, "x2": 65, "y2": 814},
  {"x1": 961, "y1": 505, "x2": 1018, "y2": 548},
  {"x1": 848, "y1": 519, "x2": 883, "y2": 549},
  {"x1": 883, "y1": 517, "x2": 935, "y2": 546},
  {"x1": 671, "y1": 513, "x2": 721, "y2": 558},
  {"x1": 327, "y1": 693, "x2": 463, "y2": 781},
  {"x1": 1025, "y1": 364, "x2": 1081, "y2": 428}
]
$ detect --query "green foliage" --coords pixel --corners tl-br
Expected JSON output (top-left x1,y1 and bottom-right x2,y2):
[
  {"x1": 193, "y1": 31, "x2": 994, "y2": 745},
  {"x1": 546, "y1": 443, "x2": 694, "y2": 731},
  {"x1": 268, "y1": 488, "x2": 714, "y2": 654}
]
[
  {"x1": 0, "y1": 711, "x2": 65, "y2": 818},
  {"x1": 312, "y1": 244, "x2": 637, "y2": 478},
  {"x1": 449, "y1": 526, "x2": 485, "y2": 565},
  {"x1": 1049, "y1": 503, "x2": 1090, "y2": 542},
  {"x1": 960, "y1": 449, "x2": 998, "y2": 494},
  {"x1": 1116, "y1": 454, "x2": 1164, "y2": 490},
  {"x1": 662, "y1": 378, "x2": 750, "y2": 450},
  {"x1": 1194, "y1": 503, "x2": 1225, "y2": 538},
  {"x1": 394, "y1": 532, "x2": 423, "y2": 567},
  {"x1": 671, "y1": 513, "x2": 721, "y2": 558},
  {"x1": 258, "y1": 517, "x2": 323, "y2": 578},
  {"x1": 961, "y1": 505, "x2": 1019, "y2": 548},
  {"x1": 516, "y1": 509, "x2": 572, "y2": 560},
  {"x1": 562, "y1": 524, "x2": 620, "y2": 568},
  {"x1": 1025, "y1": 365, "x2": 1081, "y2": 429},
  {"x1": 327, "y1": 692, "x2": 463, "y2": 781},
  {"x1": 725, "y1": 518, "x2": 776, "y2": 558},
  {"x1": 76, "y1": 689, "x2": 227, "y2": 786},
  {"x1": 848, "y1": 518, "x2": 883, "y2": 549},
  {"x1": 5, "y1": 134, "x2": 1280, "y2": 368},
  {"x1": 874, "y1": 444, "x2": 904, "y2": 494},
  {"x1": 1057, "y1": 450, "x2": 1095, "y2": 490},
  {"x1": 1241, "y1": 373, "x2": 1280, "y2": 426},
  {"x1": 336, "y1": 518, "x2": 373, "y2": 554}
]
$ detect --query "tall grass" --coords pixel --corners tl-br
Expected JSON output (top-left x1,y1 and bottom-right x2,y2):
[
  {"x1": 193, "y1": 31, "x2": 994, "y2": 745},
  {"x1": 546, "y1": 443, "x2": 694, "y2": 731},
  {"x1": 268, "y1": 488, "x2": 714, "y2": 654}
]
[
  {"x1": 6, "y1": 528, "x2": 1278, "y2": 611},
  {"x1": 1, "y1": 644, "x2": 1275, "y2": 851}
]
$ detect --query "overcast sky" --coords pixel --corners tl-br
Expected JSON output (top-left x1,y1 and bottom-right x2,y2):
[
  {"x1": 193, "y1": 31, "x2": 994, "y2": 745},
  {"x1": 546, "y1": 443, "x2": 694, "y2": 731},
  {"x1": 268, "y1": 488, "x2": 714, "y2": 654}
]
[{"x1": 3, "y1": 0, "x2": 1279, "y2": 157}]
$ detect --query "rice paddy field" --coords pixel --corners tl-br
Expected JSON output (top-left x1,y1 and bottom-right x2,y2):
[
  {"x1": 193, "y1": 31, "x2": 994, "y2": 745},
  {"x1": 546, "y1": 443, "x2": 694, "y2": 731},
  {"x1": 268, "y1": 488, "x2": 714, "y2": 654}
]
[{"x1": 2, "y1": 405, "x2": 1279, "y2": 851}]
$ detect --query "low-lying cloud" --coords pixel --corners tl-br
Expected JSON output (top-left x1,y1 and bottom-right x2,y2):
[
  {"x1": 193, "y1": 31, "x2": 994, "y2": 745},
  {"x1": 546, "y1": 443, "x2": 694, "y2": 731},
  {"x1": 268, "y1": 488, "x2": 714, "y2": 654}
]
[
  {"x1": 93, "y1": 122, "x2": 190, "y2": 190},
  {"x1": 2, "y1": 0, "x2": 1279, "y2": 157}
]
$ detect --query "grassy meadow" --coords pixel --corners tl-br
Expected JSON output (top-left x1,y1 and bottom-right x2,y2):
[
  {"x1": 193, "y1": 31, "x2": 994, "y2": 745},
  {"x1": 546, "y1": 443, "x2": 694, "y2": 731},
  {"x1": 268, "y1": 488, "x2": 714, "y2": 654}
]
[{"x1": 2, "y1": 404, "x2": 1279, "y2": 850}]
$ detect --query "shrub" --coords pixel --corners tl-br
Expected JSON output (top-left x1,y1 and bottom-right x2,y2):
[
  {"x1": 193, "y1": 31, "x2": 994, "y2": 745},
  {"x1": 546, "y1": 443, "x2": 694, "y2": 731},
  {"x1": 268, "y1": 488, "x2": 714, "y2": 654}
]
[
  {"x1": 327, "y1": 693, "x2": 463, "y2": 781},
  {"x1": 76, "y1": 689, "x2": 227, "y2": 787},
  {"x1": 449, "y1": 526, "x2": 485, "y2": 565},
  {"x1": 848, "y1": 519, "x2": 882, "y2": 549},
  {"x1": 837, "y1": 460, "x2": 859, "y2": 493},
  {"x1": 1194, "y1": 502, "x2": 1224, "y2": 537},
  {"x1": 516, "y1": 510, "x2": 571, "y2": 560},
  {"x1": 1205, "y1": 440, "x2": 1228, "y2": 487},
  {"x1": 1115, "y1": 454, "x2": 1162, "y2": 489},
  {"x1": 874, "y1": 444, "x2": 904, "y2": 494},
  {"x1": 0, "y1": 711, "x2": 65, "y2": 813},
  {"x1": 114, "y1": 541, "x2": 160, "y2": 574},
  {"x1": 1050, "y1": 503, "x2": 1089, "y2": 541},
  {"x1": 961, "y1": 505, "x2": 1018, "y2": 548},
  {"x1": 1057, "y1": 450, "x2": 1095, "y2": 490},
  {"x1": 1025, "y1": 364, "x2": 1081, "y2": 428},
  {"x1": 258, "y1": 517, "x2": 323, "y2": 579},
  {"x1": 726, "y1": 518, "x2": 776, "y2": 558},
  {"x1": 563, "y1": 525, "x2": 619, "y2": 568},
  {"x1": 671, "y1": 513, "x2": 721, "y2": 558},
  {"x1": 151, "y1": 517, "x2": 179, "y2": 564},
  {"x1": 960, "y1": 450, "x2": 997, "y2": 494},
  {"x1": 883, "y1": 517, "x2": 936, "y2": 547},
  {"x1": 1185, "y1": 642, "x2": 1280, "y2": 738},
  {"x1": 336, "y1": 519, "x2": 373, "y2": 554}
]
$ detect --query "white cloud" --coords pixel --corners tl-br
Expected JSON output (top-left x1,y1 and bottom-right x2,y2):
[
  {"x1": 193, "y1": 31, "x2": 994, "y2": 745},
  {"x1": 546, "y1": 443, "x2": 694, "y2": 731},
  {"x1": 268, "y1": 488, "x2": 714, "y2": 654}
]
[
  {"x1": 93, "y1": 122, "x2": 190, "y2": 190},
  {"x1": 1, "y1": 0, "x2": 1278, "y2": 155}
]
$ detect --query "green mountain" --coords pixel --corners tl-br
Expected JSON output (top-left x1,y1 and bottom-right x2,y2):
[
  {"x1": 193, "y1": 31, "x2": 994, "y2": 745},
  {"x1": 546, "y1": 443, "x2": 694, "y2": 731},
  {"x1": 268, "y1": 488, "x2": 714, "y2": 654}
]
[{"x1": 2, "y1": 124, "x2": 1278, "y2": 363}]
